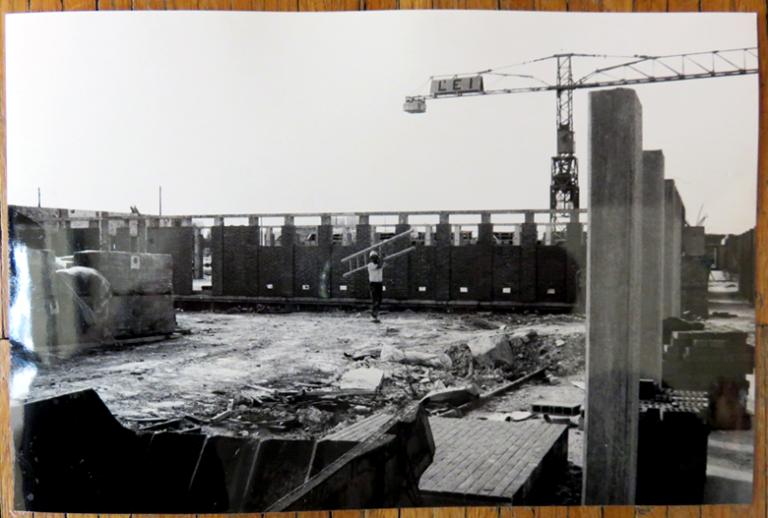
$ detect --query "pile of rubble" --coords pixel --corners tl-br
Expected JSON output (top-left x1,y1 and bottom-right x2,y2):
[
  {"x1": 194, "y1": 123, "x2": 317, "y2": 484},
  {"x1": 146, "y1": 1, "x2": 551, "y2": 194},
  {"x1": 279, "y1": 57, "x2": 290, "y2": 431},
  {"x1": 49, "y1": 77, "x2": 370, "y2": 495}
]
[{"x1": 126, "y1": 314, "x2": 586, "y2": 440}]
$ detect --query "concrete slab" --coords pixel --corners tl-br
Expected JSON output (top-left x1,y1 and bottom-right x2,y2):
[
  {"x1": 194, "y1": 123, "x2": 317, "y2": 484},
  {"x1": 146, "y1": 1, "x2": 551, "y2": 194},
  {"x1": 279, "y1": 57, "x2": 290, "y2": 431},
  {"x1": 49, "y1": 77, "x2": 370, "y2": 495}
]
[{"x1": 326, "y1": 414, "x2": 568, "y2": 504}]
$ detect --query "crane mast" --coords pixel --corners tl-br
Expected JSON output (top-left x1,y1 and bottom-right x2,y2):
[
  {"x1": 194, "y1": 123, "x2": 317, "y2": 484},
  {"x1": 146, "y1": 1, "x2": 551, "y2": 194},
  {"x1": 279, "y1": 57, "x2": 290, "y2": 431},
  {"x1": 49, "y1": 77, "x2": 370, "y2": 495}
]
[
  {"x1": 552, "y1": 55, "x2": 579, "y2": 225},
  {"x1": 404, "y1": 48, "x2": 758, "y2": 237}
]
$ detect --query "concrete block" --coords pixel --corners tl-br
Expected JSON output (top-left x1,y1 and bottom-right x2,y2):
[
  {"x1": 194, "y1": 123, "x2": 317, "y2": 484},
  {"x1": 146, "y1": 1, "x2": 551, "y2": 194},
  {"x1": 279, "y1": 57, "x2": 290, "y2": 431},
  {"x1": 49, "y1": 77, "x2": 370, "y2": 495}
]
[
  {"x1": 583, "y1": 88, "x2": 643, "y2": 505},
  {"x1": 683, "y1": 226, "x2": 706, "y2": 257},
  {"x1": 663, "y1": 180, "x2": 683, "y2": 318},
  {"x1": 639, "y1": 150, "x2": 665, "y2": 383},
  {"x1": 74, "y1": 251, "x2": 173, "y2": 295}
]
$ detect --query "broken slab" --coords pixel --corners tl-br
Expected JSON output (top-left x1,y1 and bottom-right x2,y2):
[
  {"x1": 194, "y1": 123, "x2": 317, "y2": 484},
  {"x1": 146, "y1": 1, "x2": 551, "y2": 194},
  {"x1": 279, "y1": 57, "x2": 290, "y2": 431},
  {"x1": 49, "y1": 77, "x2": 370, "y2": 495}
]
[
  {"x1": 467, "y1": 330, "x2": 536, "y2": 369},
  {"x1": 338, "y1": 367, "x2": 384, "y2": 391},
  {"x1": 421, "y1": 384, "x2": 480, "y2": 407}
]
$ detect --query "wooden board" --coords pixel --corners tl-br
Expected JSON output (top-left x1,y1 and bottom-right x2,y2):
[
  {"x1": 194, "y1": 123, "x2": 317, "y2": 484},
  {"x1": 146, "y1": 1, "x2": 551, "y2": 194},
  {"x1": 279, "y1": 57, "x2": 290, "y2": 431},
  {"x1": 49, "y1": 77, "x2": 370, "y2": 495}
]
[{"x1": 0, "y1": 2, "x2": 766, "y2": 518}]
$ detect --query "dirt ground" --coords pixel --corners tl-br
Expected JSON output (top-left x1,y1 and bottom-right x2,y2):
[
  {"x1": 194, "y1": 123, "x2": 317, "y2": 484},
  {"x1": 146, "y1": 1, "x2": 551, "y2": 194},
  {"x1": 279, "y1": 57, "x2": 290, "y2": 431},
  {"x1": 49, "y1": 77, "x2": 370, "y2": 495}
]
[
  {"x1": 25, "y1": 309, "x2": 586, "y2": 439},
  {"x1": 20, "y1": 281, "x2": 756, "y2": 504}
]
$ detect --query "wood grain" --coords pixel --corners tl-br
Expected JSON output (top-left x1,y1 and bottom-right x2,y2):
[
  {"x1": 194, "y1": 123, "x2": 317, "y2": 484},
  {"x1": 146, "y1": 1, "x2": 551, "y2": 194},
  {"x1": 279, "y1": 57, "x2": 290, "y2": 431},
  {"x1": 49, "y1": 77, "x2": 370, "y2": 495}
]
[
  {"x1": 431, "y1": 508, "x2": 465, "y2": 518},
  {"x1": 364, "y1": 510, "x2": 398, "y2": 518},
  {"x1": 699, "y1": 0, "x2": 732, "y2": 9},
  {"x1": 667, "y1": 507, "x2": 700, "y2": 518},
  {"x1": 569, "y1": 507, "x2": 603, "y2": 518},
  {"x1": 634, "y1": 0, "x2": 666, "y2": 11},
  {"x1": 666, "y1": 0, "x2": 697, "y2": 10},
  {"x1": 700, "y1": 505, "x2": 752, "y2": 518},
  {"x1": 603, "y1": 506, "x2": 636, "y2": 518},
  {"x1": 498, "y1": 507, "x2": 534, "y2": 518},
  {"x1": 567, "y1": 0, "x2": 600, "y2": 11},
  {"x1": 635, "y1": 505, "x2": 668, "y2": 518},
  {"x1": 499, "y1": 0, "x2": 534, "y2": 8},
  {"x1": 535, "y1": 507, "x2": 567, "y2": 518}
]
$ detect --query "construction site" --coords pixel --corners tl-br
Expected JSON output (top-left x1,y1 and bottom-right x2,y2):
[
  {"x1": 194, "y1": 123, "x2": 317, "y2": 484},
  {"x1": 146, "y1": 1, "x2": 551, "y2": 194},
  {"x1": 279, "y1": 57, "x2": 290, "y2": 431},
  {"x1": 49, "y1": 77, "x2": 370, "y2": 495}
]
[{"x1": 6, "y1": 44, "x2": 759, "y2": 512}]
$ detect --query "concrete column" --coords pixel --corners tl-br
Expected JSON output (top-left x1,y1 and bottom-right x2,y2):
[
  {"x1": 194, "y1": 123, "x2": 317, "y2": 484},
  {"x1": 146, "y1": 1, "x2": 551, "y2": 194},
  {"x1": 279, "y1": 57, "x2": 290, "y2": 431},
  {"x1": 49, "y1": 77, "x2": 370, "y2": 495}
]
[
  {"x1": 639, "y1": 150, "x2": 665, "y2": 383},
  {"x1": 391, "y1": 223, "x2": 412, "y2": 299},
  {"x1": 435, "y1": 222, "x2": 452, "y2": 301},
  {"x1": 248, "y1": 216, "x2": 259, "y2": 226},
  {"x1": 663, "y1": 180, "x2": 683, "y2": 318},
  {"x1": 193, "y1": 228, "x2": 202, "y2": 279},
  {"x1": 519, "y1": 211, "x2": 537, "y2": 303},
  {"x1": 317, "y1": 223, "x2": 333, "y2": 298},
  {"x1": 583, "y1": 88, "x2": 644, "y2": 505},
  {"x1": 99, "y1": 215, "x2": 111, "y2": 251},
  {"x1": 398, "y1": 213, "x2": 409, "y2": 225},
  {"x1": 565, "y1": 222, "x2": 585, "y2": 307},
  {"x1": 354, "y1": 222, "x2": 373, "y2": 296}
]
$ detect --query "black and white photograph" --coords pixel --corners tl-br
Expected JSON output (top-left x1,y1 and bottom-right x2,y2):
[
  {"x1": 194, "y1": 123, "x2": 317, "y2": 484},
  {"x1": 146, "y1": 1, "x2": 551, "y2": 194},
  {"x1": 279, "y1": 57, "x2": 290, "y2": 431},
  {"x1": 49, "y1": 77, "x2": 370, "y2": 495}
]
[{"x1": 4, "y1": 9, "x2": 760, "y2": 512}]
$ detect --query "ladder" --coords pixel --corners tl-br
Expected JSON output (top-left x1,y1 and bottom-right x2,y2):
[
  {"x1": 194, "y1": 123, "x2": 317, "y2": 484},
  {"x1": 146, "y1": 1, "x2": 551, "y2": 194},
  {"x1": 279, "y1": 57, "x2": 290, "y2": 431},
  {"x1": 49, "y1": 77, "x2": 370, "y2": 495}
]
[{"x1": 340, "y1": 228, "x2": 416, "y2": 278}]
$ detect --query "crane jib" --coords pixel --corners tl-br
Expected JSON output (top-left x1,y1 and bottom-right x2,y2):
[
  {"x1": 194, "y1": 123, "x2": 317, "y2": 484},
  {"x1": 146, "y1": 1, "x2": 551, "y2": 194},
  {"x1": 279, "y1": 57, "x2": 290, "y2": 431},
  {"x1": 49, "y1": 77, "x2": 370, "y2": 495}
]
[{"x1": 430, "y1": 75, "x2": 485, "y2": 96}]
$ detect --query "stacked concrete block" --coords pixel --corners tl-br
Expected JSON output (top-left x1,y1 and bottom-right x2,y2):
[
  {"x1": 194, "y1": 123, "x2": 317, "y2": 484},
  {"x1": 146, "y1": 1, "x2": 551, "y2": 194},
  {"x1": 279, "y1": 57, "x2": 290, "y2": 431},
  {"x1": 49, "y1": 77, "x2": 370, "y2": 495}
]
[
  {"x1": 146, "y1": 227, "x2": 195, "y2": 295},
  {"x1": 636, "y1": 387, "x2": 709, "y2": 504},
  {"x1": 74, "y1": 251, "x2": 176, "y2": 339},
  {"x1": 211, "y1": 226, "x2": 260, "y2": 296},
  {"x1": 663, "y1": 329, "x2": 753, "y2": 429},
  {"x1": 681, "y1": 226, "x2": 709, "y2": 318},
  {"x1": 583, "y1": 88, "x2": 644, "y2": 504}
]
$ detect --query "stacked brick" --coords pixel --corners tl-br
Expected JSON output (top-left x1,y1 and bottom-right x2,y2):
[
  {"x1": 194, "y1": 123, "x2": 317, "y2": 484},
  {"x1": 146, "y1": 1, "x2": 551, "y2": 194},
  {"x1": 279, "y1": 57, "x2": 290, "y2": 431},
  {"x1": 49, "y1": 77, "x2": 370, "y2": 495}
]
[
  {"x1": 74, "y1": 251, "x2": 176, "y2": 339},
  {"x1": 663, "y1": 329, "x2": 753, "y2": 429},
  {"x1": 681, "y1": 226, "x2": 710, "y2": 318},
  {"x1": 636, "y1": 386, "x2": 710, "y2": 504}
]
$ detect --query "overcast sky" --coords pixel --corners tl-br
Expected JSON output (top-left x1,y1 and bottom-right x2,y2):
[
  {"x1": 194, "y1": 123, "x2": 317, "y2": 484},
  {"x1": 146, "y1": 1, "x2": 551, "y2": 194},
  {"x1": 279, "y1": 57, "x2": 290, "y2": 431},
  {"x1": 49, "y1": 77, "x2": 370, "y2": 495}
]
[{"x1": 5, "y1": 10, "x2": 758, "y2": 234}]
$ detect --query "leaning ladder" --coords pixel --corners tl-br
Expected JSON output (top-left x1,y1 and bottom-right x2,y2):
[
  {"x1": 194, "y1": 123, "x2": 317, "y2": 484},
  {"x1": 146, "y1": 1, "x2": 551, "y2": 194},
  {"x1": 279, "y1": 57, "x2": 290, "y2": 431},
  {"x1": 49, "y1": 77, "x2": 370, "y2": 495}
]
[{"x1": 340, "y1": 228, "x2": 416, "y2": 278}]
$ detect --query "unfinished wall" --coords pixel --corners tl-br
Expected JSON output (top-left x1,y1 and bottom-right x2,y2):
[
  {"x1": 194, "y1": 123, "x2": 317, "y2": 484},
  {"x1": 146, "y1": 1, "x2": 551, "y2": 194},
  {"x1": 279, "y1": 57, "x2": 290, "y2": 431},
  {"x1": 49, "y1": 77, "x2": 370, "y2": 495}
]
[{"x1": 207, "y1": 216, "x2": 585, "y2": 307}]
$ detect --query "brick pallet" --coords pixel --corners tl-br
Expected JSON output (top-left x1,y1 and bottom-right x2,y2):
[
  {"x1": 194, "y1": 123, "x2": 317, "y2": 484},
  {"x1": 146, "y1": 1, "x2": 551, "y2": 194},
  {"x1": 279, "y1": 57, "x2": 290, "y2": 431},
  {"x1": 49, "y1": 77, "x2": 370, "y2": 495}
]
[
  {"x1": 636, "y1": 387, "x2": 710, "y2": 505},
  {"x1": 662, "y1": 329, "x2": 753, "y2": 429}
]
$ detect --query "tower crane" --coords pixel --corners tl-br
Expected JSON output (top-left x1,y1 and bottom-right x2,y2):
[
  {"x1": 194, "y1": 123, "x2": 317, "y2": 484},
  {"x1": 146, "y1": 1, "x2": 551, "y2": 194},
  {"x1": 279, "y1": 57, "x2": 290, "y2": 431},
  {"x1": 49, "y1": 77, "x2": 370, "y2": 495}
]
[{"x1": 403, "y1": 48, "x2": 758, "y2": 233}]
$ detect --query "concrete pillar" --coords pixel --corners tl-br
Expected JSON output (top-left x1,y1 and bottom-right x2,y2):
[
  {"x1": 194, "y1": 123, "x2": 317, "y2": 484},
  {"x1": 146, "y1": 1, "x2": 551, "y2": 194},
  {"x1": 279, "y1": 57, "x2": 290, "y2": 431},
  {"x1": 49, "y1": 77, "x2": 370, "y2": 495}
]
[
  {"x1": 639, "y1": 150, "x2": 665, "y2": 383},
  {"x1": 398, "y1": 213, "x2": 409, "y2": 225},
  {"x1": 99, "y1": 214, "x2": 111, "y2": 251},
  {"x1": 663, "y1": 180, "x2": 683, "y2": 318},
  {"x1": 354, "y1": 221, "x2": 373, "y2": 296},
  {"x1": 681, "y1": 225, "x2": 709, "y2": 318},
  {"x1": 565, "y1": 221, "x2": 585, "y2": 307},
  {"x1": 520, "y1": 211, "x2": 537, "y2": 303},
  {"x1": 583, "y1": 88, "x2": 643, "y2": 505},
  {"x1": 317, "y1": 223, "x2": 333, "y2": 298},
  {"x1": 248, "y1": 216, "x2": 259, "y2": 226},
  {"x1": 192, "y1": 227, "x2": 203, "y2": 279},
  {"x1": 435, "y1": 222, "x2": 452, "y2": 301},
  {"x1": 390, "y1": 223, "x2": 412, "y2": 299}
]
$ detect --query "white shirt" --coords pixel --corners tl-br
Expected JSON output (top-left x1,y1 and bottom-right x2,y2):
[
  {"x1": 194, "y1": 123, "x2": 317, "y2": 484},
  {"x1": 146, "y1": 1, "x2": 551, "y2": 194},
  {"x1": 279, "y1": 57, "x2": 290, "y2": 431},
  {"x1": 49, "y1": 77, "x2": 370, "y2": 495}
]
[{"x1": 367, "y1": 261, "x2": 383, "y2": 282}]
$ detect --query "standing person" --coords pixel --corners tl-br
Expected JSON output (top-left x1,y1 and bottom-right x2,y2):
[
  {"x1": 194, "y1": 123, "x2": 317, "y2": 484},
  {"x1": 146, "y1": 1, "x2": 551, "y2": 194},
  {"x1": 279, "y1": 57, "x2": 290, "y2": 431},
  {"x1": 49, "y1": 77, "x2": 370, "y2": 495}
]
[{"x1": 367, "y1": 250, "x2": 384, "y2": 322}]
